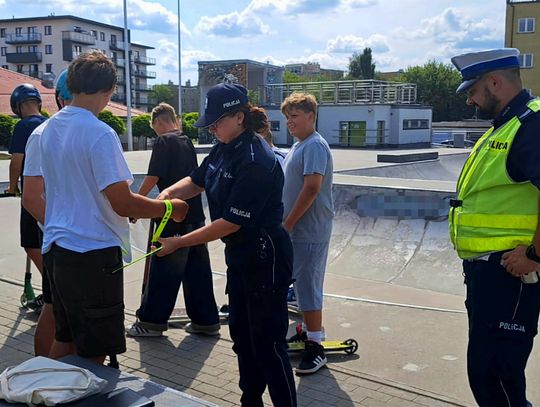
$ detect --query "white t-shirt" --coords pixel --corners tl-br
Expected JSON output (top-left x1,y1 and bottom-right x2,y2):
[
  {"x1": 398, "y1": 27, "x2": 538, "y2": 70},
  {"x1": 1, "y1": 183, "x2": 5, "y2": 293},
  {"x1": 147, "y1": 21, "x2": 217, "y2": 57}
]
[
  {"x1": 40, "y1": 105, "x2": 133, "y2": 261},
  {"x1": 24, "y1": 120, "x2": 48, "y2": 177}
]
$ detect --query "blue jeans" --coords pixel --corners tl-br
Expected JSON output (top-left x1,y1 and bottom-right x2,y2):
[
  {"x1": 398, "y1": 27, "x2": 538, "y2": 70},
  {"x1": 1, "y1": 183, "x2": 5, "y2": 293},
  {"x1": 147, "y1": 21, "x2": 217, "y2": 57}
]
[{"x1": 136, "y1": 222, "x2": 219, "y2": 331}]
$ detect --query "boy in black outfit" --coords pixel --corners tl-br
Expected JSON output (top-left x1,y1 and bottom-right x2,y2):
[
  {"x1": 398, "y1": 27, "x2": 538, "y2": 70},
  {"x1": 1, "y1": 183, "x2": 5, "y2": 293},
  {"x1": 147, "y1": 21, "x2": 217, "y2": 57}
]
[{"x1": 126, "y1": 103, "x2": 220, "y2": 337}]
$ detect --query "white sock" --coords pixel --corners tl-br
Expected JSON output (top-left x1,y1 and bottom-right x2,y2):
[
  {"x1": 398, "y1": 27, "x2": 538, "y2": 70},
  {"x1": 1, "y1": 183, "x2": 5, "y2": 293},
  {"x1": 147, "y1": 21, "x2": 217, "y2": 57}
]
[{"x1": 307, "y1": 330, "x2": 323, "y2": 344}]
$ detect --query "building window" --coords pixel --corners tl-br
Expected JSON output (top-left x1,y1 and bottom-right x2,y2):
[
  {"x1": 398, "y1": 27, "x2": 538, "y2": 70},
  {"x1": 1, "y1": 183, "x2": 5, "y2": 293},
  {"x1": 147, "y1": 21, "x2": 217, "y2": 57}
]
[
  {"x1": 16, "y1": 65, "x2": 23, "y2": 73},
  {"x1": 1, "y1": 65, "x2": 8, "y2": 69},
  {"x1": 0, "y1": 28, "x2": 5, "y2": 38},
  {"x1": 100, "y1": 32, "x2": 105, "y2": 41},
  {"x1": 15, "y1": 27, "x2": 22, "y2": 35},
  {"x1": 377, "y1": 120, "x2": 386, "y2": 144},
  {"x1": 111, "y1": 34, "x2": 117, "y2": 44},
  {"x1": 16, "y1": 46, "x2": 23, "y2": 53},
  {"x1": 518, "y1": 18, "x2": 535, "y2": 33},
  {"x1": 403, "y1": 119, "x2": 429, "y2": 130},
  {"x1": 27, "y1": 26, "x2": 36, "y2": 34},
  {"x1": 44, "y1": 25, "x2": 52, "y2": 35},
  {"x1": 46, "y1": 63, "x2": 52, "y2": 73},
  {"x1": 0, "y1": 47, "x2": 6, "y2": 56},
  {"x1": 339, "y1": 121, "x2": 367, "y2": 146},
  {"x1": 270, "y1": 121, "x2": 280, "y2": 132},
  {"x1": 45, "y1": 45, "x2": 53, "y2": 54},
  {"x1": 28, "y1": 45, "x2": 37, "y2": 53},
  {"x1": 519, "y1": 53, "x2": 534, "y2": 68},
  {"x1": 91, "y1": 30, "x2": 97, "y2": 38}
]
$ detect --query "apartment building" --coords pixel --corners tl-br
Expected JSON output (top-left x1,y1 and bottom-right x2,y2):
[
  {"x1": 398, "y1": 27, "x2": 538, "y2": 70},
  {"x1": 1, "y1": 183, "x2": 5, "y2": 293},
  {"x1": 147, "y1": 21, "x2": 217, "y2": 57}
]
[
  {"x1": 505, "y1": 0, "x2": 540, "y2": 96},
  {"x1": 0, "y1": 15, "x2": 156, "y2": 110}
]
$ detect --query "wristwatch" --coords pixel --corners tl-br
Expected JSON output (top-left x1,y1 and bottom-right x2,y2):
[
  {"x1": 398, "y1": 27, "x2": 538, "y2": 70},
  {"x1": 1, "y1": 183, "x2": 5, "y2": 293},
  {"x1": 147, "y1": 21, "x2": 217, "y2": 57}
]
[{"x1": 526, "y1": 245, "x2": 540, "y2": 263}]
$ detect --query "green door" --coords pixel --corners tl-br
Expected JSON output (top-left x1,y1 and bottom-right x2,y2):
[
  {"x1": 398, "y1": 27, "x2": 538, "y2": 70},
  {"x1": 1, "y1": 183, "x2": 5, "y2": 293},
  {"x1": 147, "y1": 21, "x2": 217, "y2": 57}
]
[{"x1": 349, "y1": 121, "x2": 366, "y2": 146}]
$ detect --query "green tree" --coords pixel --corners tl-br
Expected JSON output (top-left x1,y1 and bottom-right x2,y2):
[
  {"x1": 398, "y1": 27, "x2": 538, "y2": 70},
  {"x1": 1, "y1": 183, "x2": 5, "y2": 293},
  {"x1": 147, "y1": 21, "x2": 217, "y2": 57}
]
[
  {"x1": 150, "y1": 84, "x2": 174, "y2": 105},
  {"x1": 132, "y1": 114, "x2": 155, "y2": 139},
  {"x1": 399, "y1": 61, "x2": 474, "y2": 121},
  {"x1": 181, "y1": 112, "x2": 199, "y2": 140},
  {"x1": 98, "y1": 110, "x2": 126, "y2": 136},
  {"x1": 283, "y1": 71, "x2": 305, "y2": 83},
  {"x1": 348, "y1": 48, "x2": 375, "y2": 79},
  {"x1": 0, "y1": 114, "x2": 17, "y2": 147}
]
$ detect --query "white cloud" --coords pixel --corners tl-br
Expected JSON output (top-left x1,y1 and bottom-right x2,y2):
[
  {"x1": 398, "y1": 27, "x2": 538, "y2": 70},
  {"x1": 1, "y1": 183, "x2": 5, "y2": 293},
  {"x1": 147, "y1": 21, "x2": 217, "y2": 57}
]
[
  {"x1": 326, "y1": 34, "x2": 389, "y2": 54},
  {"x1": 156, "y1": 38, "x2": 215, "y2": 72},
  {"x1": 195, "y1": 10, "x2": 269, "y2": 37}
]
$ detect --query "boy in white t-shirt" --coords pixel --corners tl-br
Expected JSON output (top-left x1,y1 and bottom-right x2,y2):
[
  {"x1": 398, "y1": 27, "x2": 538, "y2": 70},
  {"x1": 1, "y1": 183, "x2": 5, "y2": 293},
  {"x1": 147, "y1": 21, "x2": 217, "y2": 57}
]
[{"x1": 39, "y1": 51, "x2": 188, "y2": 364}]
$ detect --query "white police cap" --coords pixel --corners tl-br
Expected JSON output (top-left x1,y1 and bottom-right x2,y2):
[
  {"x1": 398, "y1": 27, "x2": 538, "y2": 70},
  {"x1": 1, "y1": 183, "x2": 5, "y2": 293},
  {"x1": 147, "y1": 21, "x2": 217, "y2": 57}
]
[{"x1": 451, "y1": 48, "x2": 520, "y2": 93}]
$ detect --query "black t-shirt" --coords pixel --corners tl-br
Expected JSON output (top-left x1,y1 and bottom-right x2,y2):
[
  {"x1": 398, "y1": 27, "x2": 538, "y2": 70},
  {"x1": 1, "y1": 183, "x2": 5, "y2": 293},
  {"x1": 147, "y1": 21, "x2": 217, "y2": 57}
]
[
  {"x1": 494, "y1": 90, "x2": 540, "y2": 190},
  {"x1": 147, "y1": 131, "x2": 204, "y2": 225},
  {"x1": 8, "y1": 115, "x2": 47, "y2": 191},
  {"x1": 190, "y1": 130, "x2": 284, "y2": 230}
]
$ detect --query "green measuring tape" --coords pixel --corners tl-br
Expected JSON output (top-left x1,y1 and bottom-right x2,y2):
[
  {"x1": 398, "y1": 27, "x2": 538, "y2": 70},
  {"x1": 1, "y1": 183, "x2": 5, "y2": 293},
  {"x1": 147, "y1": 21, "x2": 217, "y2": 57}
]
[{"x1": 112, "y1": 200, "x2": 173, "y2": 273}]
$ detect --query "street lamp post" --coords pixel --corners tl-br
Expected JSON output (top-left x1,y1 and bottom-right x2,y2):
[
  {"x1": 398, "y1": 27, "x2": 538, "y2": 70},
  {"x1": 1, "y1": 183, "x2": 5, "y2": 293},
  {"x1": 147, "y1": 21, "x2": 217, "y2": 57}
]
[
  {"x1": 123, "y1": 0, "x2": 133, "y2": 151},
  {"x1": 177, "y1": 0, "x2": 182, "y2": 116}
]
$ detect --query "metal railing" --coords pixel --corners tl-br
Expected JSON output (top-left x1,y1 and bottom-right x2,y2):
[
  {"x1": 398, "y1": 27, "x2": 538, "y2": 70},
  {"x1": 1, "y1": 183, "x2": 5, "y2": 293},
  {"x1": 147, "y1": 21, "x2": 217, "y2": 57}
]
[
  {"x1": 62, "y1": 31, "x2": 96, "y2": 45},
  {"x1": 6, "y1": 51, "x2": 42, "y2": 63},
  {"x1": 5, "y1": 33, "x2": 42, "y2": 44},
  {"x1": 132, "y1": 55, "x2": 156, "y2": 65},
  {"x1": 109, "y1": 40, "x2": 125, "y2": 50},
  {"x1": 260, "y1": 80, "x2": 417, "y2": 106},
  {"x1": 21, "y1": 70, "x2": 43, "y2": 79},
  {"x1": 133, "y1": 70, "x2": 156, "y2": 79}
]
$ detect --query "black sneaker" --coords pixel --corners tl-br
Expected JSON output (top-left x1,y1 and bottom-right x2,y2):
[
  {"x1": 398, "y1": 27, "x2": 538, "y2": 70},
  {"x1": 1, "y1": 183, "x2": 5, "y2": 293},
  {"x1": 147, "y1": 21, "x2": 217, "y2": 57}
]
[
  {"x1": 287, "y1": 324, "x2": 307, "y2": 343},
  {"x1": 26, "y1": 294, "x2": 44, "y2": 312},
  {"x1": 295, "y1": 340, "x2": 327, "y2": 375}
]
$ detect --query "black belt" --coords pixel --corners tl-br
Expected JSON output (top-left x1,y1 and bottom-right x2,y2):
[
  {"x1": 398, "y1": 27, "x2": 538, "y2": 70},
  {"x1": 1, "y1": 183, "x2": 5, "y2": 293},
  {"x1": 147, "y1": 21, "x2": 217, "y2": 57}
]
[{"x1": 449, "y1": 199, "x2": 463, "y2": 208}]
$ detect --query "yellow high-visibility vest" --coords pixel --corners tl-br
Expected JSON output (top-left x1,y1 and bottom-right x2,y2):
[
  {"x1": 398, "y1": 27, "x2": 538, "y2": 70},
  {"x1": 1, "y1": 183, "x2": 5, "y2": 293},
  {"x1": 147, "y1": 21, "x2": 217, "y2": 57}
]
[{"x1": 449, "y1": 99, "x2": 540, "y2": 259}]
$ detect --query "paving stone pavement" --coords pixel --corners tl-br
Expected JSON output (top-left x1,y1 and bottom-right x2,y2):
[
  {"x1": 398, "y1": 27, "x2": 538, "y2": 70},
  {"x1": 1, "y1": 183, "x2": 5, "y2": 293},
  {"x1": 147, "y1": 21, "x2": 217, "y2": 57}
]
[{"x1": 0, "y1": 278, "x2": 471, "y2": 407}]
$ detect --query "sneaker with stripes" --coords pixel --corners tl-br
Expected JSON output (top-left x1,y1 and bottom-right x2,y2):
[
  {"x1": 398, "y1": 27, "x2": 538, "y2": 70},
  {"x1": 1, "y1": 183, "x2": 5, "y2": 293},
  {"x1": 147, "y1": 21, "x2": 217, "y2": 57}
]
[
  {"x1": 295, "y1": 340, "x2": 327, "y2": 375},
  {"x1": 125, "y1": 321, "x2": 163, "y2": 337}
]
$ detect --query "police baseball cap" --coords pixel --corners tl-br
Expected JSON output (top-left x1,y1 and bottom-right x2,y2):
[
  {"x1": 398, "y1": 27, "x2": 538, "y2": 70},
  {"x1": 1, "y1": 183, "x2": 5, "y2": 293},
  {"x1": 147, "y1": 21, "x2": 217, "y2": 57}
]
[
  {"x1": 55, "y1": 69, "x2": 73, "y2": 101},
  {"x1": 195, "y1": 83, "x2": 249, "y2": 128},
  {"x1": 451, "y1": 48, "x2": 520, "y2": 93}
]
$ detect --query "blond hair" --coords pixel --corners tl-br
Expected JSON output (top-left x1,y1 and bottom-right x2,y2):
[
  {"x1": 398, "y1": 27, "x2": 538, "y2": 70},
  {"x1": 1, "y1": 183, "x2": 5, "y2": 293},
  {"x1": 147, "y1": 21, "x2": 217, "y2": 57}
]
[
  {"x1": 151, "y1": 103, "x2": 179, "y2": 127},
  {"x1": 280, "y1": 92, "x2": 318, "y2": 116}
]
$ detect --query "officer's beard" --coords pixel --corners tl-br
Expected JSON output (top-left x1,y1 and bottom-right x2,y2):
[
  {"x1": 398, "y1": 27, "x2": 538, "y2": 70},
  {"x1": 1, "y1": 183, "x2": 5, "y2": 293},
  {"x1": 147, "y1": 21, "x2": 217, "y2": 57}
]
[{"x1": 476, "y1": 87, "x2": 500, "y2": 120}]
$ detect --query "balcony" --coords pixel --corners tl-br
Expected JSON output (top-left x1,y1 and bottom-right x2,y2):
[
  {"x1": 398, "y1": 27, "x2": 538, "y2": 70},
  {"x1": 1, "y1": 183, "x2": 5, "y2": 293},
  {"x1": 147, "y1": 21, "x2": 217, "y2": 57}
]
[
  {"x1": 109, "y1": 40, "x2": 125, "y2": 51},
  {"x1": 134, "y1": 97, "x2": 156, "y2": 106},
  {"x1": 132, "y1": 55, "x2": 156, "y2": 65},
  {"x1": 5, "y1": 33, "x2": 42, "y2": 44},
  {"x1": 133, "y1": 69, "x2": 156, "y2": 79},
  {"x1": 111, "y1": 93, "x2": 126, "y2": 103},
  {"x1": 112, "y1": 58, "x2": 126, "y2": 68},
  {"x1": 20, "y1": 70, "x2": 43, "y2": 79},
  {"x1": 6, "y1": 52, "x2": 42, "y2": 63},
  {"x1": 133, "y1": 83, "x2": 153, "y2": 91},
  {"x1": 62, "y1": 31, "x2": 96, "y2": 45}
]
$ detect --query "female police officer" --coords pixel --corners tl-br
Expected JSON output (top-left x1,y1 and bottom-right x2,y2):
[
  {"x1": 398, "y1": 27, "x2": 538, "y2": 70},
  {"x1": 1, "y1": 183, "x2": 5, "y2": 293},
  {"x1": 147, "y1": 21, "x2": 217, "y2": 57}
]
[{"x1": 156, "y1": 83, "x2": 297, "y2": 407}]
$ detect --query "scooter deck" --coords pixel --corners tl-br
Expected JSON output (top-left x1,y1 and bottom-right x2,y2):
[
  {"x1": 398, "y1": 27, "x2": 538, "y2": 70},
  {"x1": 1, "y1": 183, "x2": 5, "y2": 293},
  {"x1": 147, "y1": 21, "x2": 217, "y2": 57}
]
[{"x1": 287, "y1": 339, "x2": 358, "y2": 355}]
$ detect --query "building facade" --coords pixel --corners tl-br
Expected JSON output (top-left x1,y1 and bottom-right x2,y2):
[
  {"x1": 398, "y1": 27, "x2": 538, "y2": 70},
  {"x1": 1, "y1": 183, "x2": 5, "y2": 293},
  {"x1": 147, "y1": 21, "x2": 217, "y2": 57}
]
[
  {"x1": 285, "y1": 62, "x2": 344, "y2": 80},
  {"x1": 505, "y1": 0, "x2": 540, "y2": 96},
  {"x1": 0, "y1": 15, "x2": 156, "y2": 110},
  {"x1": 263, "y1": 80, "x2": 432, "y2": 148}
]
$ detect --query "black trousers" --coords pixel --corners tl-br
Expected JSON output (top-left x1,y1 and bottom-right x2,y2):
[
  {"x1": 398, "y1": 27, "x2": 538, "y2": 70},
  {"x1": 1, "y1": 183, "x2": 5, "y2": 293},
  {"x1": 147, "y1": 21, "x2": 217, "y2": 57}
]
[
  {"x1": 463, "y1": 252, "x2": 540, "y2": 407},
  {"x1": 225, "y1": 226, "x2": 297, "y2": 407}
]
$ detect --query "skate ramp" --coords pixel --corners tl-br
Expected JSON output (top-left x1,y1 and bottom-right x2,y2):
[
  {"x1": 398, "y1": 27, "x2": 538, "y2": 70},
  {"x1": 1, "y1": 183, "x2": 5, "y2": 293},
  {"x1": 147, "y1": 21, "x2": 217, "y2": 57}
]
[{"x1": 338, "y1": 153, "x2": 468, "y2": 181}]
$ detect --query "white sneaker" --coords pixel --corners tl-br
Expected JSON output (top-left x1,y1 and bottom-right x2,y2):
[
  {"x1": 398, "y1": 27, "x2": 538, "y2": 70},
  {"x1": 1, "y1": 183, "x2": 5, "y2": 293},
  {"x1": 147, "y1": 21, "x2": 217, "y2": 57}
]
[{"x1": 125, "y1": 321, "x2": 163, "y2": 337}]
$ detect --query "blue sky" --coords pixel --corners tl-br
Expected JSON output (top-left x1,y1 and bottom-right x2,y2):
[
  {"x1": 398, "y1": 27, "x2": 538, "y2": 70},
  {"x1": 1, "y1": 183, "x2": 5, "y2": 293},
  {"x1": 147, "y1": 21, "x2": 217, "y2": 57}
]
[{"x1": 0, "y1": 0, "x2": 505, "y2": 85}]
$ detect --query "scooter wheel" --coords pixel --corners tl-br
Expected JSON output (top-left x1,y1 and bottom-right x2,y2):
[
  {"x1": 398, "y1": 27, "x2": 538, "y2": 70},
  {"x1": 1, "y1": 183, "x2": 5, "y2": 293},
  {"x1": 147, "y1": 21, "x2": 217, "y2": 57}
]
[
  {"x1": 344, "y1": 338, "x2": 358, "y2": 355},
  {"x1": 20, "y1": 293, "x2": 29, "y2": 309}
]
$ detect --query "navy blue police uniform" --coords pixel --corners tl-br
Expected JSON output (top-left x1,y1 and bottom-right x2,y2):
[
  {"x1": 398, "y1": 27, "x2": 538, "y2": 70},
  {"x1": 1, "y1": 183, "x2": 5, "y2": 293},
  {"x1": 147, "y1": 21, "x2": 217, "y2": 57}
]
[
  {"x1": 463, "y1": 89, "x2": 540, "y2": 406},
  {"x1": 191, "y1": 130, "x2": 297, "y2": 407}
]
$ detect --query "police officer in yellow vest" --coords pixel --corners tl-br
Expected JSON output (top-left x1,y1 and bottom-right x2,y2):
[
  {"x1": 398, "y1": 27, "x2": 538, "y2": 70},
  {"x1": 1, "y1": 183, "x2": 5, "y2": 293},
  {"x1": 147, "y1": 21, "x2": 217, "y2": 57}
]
[{"x1": 450, "y1": 48, "x2": 540, "y2": 407}]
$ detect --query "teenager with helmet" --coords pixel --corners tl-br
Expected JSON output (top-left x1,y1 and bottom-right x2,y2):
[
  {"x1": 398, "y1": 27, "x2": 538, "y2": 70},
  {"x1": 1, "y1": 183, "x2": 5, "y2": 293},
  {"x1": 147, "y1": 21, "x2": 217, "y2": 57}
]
[
  {"x1": 156, "y1": 83, "x2": 297, "y2": 407},
  {"x1": 8, "y1": 84, "x2": 47, "y2": 312}
]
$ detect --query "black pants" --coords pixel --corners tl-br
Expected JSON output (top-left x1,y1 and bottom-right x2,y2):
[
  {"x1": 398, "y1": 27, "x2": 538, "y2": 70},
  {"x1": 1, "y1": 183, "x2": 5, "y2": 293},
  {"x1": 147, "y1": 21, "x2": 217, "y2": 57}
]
[
  {"x1": 225, "y1": 226, "x2": 297, "y2": 407},
  {"x1": 463, "y1": 252, "x2": 540, "y2": 407},
  {"x1": 137, "y1": 222, "x2": 219, "y2": 331}
]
